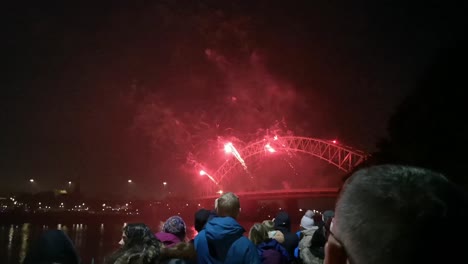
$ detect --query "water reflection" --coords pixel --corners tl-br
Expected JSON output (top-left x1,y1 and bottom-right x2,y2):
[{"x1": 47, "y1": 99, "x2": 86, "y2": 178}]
[
  {"x1": 19, "y1": 224, "x2": 30, "y2": 263},
  {"x1": 98, "y1": 223, "x2": 105, "y2": 262},
  {"x1": 0, "y1": 222, "x2": 199, "y2": 264},
  {"x1": 7, "y1": 225, "x2": 14, "y2": 260}
]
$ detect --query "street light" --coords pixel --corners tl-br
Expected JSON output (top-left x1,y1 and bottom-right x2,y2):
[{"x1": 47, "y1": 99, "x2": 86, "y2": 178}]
[
  {"x1": 29, "y1": 179, "x2": 36, "y2": 194},
  {"x1": 128, "y1": 179, "x2": 132, "y2": 183},
  {"x1": 163, "y1": 181, "x2": 167, "y2": 187},
  {"x1": 68, "y1": 181, "x2": 72, "y2": 185}
]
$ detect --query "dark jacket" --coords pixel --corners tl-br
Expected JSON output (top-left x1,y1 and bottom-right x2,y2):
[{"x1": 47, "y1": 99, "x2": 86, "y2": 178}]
[
  {"x1": 257, "y1": 239, "x2": 290, "y2": 264},
  {"x1": 274, "y1": 212, "x2": 299, "y2": 260}
]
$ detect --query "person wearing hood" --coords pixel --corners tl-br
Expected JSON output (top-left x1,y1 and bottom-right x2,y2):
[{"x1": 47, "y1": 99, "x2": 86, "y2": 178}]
[
  {"x1": 194, "y1": 192, "x2": 260, "y2": 264},
  {"x1": 156, "y1": 216, "x2": 187, "y2": 248},
  {"x1": 24, "y1": 229, "x2": 80, "y2": 264},
  {"x1": 273, "y1": 211, "x2": 299, "y2": 261}
]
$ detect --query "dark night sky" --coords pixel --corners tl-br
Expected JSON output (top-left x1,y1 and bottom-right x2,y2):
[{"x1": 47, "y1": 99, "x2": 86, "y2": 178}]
[{"x1": 1, "y1": 1, "x2": 466, "y2": 198}]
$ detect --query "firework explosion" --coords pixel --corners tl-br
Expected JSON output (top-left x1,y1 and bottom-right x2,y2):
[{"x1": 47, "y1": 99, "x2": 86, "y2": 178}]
[{"x1": 122, "y1": 4, "x2": 321, "y2": 195}]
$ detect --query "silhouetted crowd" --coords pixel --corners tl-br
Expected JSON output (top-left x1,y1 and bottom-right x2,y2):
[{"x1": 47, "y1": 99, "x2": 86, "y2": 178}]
[{"x1": 23, "y1": 165, "x2": 468, "y2": 264}]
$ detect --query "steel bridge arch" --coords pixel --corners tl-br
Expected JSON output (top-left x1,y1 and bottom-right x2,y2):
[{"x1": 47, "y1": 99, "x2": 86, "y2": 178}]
[{"x1": 205, "y1": 136, "x2": 369, "y2": 195}]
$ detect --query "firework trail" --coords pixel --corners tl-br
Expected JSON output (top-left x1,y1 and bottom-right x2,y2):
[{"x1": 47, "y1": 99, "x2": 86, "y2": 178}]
[
  {"x1": 224, "y1": 142, "x2": 248, "y2": 172},
  {"x1": 199, "y1": 170, "x2": 219, "y2": 185}
]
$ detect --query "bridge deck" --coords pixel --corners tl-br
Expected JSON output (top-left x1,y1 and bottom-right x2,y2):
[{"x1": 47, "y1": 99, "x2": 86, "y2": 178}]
[{"x1": 194, "y1": 188, "x2": 340, "y2": 200}]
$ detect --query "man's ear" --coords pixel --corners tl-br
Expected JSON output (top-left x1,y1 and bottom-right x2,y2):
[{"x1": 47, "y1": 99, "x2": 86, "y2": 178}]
[{"x1": 324, "y1": 237, "x2": 347, "y2": 264}]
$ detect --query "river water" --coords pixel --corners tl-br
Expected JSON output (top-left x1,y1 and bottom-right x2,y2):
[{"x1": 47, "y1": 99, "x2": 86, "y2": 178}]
[
  {"x1": 1, "y1": 197, "x2": 334, "y2": 263},
  {"x1": 0, "y1": 222, "x2": 128, "y2": 263},
  {"x1": 0, "y1": 221, "x2": 260, "y2": 264}
]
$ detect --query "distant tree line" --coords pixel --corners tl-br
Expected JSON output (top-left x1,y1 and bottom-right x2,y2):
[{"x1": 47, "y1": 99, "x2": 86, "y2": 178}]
[{"x1": 349, "y1": 35, "x2": 468, "y2": 191}]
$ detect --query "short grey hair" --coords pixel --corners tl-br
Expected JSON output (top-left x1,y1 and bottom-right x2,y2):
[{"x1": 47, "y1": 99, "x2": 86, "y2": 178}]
[
  {"x1": 335, "y1": 165, "x2": 468, "y2": 264},
  {"x1": 217, "y1": 192, "x2": 240, "y2": 218}
]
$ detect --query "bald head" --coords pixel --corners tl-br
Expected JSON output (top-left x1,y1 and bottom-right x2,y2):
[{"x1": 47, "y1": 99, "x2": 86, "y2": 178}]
[{"x1": 333, "y1": 165, "x2": 468, "y2": 264}]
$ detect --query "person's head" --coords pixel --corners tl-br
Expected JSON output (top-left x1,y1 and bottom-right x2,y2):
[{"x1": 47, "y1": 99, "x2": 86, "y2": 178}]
[
  {"x1": 323, "y1": 210, "x2": 334, "y2": 224},
  {"x1": 325, "y1": 165, "x2": 468, "y2": 264},
  {"x1": 262, "y1": 220, "x2": 275, "y2": 231},
  {"x1": 24, "y1": 229, "x2": 80, "y2": 264},
  {"x1": 273, "y1": 211, "x2": 291, "y2": 232},
  {"x1": 249, "y1": 223, "x2": 269, "y2": 245},
  {"x1": 163, "y1": 216, "x2": 187, "y2": 241},
  {"x1": 119, "y1": 223, "x2": 155, "y2": 248},
  {"x1": 109, "y1": 223, "x2": 161, "y2": 264},
  {"x1": 312, "y1": 212, "x2": 323, "y2": 226},
  {"x1": 300, "y1": 210, "x2": 315, "y2": 230},
  {"x1": 194, "y1": 209, "x2": 211, "y2": 232},
  {"x1": 216, "y1": 192, "x2": 241, "y2": 218}
]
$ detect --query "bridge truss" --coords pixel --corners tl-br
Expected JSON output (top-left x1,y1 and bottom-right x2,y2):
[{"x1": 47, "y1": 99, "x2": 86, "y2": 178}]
[{"x1": 202, "y1": 136, "x2": 369, "y2": 196}]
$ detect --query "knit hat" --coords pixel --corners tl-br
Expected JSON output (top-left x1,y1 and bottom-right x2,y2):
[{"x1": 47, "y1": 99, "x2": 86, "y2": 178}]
[
  {"x1": 163, "y1": 216, "x2": 186, "y2": 240},
  {"x1": 273, "y1": 211, "x2": 291, "y2": 232},
  {"x1": 304, "y1": 209, "x2": 314, "y2": 218},
  {"x1": 300, "y1": 210, "x2": 315, "y2": 229}
]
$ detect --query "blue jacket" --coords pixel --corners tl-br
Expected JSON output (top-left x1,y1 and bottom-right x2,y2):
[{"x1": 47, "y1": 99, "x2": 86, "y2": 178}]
[{"x1": 194, "y1": 216, "x2": 260, "y2": 264}]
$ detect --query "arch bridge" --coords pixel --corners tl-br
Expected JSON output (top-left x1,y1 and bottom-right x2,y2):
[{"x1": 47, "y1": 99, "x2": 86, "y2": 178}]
[{"x1": 199, "y1": 136, "x2": 369, "y2": 198}]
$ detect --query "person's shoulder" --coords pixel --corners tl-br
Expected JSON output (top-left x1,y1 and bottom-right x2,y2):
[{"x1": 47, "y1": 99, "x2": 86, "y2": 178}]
[
  {"x1": 195, "y1": 229, "x2": 206, "y2": 238},
  {"x1": 193, "y1": 230, "x2": 207, "y2": 248},
  {"x1": 227, "y1": 236, "x2": 261, "y2": 264},
  {"x1": 231, "y1": 236, "x2": 256, "y2": 250}
]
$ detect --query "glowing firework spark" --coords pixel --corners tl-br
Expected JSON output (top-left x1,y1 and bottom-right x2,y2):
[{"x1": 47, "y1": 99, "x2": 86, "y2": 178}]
[
  {"x1": 224, "y1": 142, "x2": 248, "y2": 171},
  {"x1": 265, "y1": 143, "x2": 276, "y2": 153},
  {"x1": 224, "y1": 143, "x2": 233, "y2": 153},
  {"x1": 199, "y1": 170, "x2": 219, "y2": 185}
]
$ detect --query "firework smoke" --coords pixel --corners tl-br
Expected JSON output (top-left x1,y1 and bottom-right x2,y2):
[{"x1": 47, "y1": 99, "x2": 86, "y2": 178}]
[{"x1": 124, "y1": 4, "x2": 308, "y2": 193}]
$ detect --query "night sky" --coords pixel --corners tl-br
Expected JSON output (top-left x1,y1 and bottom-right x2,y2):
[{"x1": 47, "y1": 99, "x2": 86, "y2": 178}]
[{"x1": 1, "y1": 1, "x2": 466, "y2": 198}]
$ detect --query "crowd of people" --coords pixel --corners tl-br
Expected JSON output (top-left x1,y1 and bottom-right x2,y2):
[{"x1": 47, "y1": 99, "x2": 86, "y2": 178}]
[{"x1": 23, "y1": 165, "x2": 468, "y2": 264}]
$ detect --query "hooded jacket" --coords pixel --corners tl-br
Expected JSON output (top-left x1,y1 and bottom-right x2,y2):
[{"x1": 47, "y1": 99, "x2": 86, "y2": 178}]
[{"x1": 194, "y1": 216, "x2": 260, "y2": 264}]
